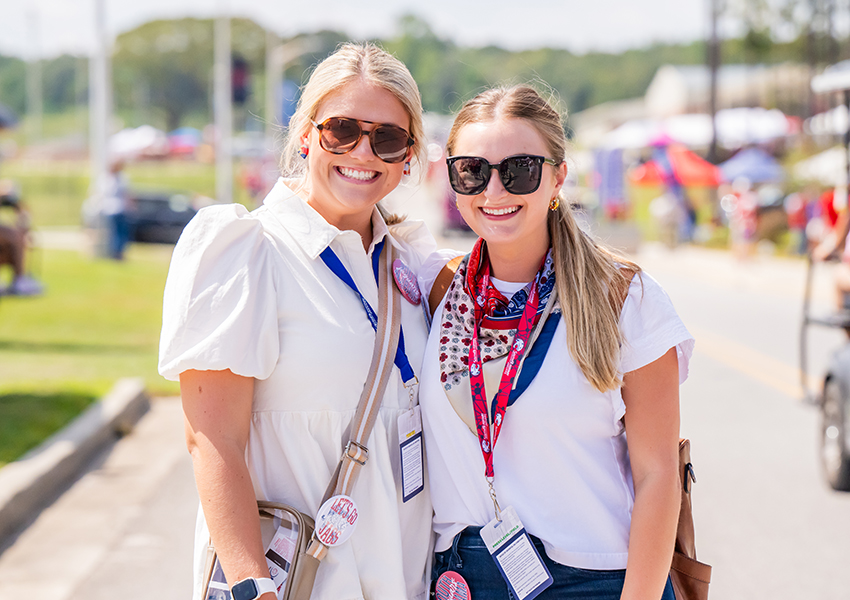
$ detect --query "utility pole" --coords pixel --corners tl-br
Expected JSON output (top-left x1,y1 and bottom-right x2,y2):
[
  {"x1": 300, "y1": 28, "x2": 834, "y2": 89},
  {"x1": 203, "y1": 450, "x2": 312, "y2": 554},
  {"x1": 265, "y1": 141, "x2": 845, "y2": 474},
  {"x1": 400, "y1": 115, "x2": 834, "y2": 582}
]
[
  {"x1": 90, "y1": 0, "x2": 111, "y2": 256},
  {"x1": 214, "y1": 5, "x2": 233, "y2": 204},
  {"x1": 707, "y1": 0, "x2": 721, "y2": 164},
  {"x1": 26, "y1": 9, "x2": 43, "y2": 144}
]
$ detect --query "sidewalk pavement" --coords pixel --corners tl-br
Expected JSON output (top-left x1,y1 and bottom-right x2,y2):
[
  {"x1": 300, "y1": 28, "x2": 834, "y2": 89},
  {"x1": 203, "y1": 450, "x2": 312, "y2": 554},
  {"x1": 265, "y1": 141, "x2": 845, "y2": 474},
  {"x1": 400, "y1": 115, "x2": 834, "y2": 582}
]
[
  {"x1": 0, "y1": 379, "x2": 150, "y2": 544},
  {"x1": 0, "y1": 396, "x2": 195, "y2": 600}
]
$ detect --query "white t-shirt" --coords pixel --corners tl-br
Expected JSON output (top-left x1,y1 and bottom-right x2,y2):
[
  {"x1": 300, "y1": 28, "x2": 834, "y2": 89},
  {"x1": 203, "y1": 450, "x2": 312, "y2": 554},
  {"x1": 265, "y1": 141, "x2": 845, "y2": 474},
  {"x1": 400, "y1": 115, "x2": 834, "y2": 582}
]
[
  {"x1": 418, "y1": 261, "x2": 694, "y2": 570},
  {"x1": 159, "y1": 180, "x2": 436, "y2": 600}
]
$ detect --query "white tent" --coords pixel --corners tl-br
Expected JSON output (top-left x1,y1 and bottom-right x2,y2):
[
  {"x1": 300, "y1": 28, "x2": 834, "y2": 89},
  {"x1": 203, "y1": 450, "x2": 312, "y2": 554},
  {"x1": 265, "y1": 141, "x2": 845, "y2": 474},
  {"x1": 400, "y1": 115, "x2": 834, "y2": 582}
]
[
  {"x1": 793, "y1": 146, "x2": 848, "y2": 187},
  {"x1": 109, "y1": 125, "x2": 169, "y2": 159},
  {"x1": 805, "y1": 104, "x2": 849, "y2": 136},
  {"x1": 715, "y1": 107, "x2": 790, "y2": 148},
  {"x1": 598, "y1": 107, "x2": 791, "y2": 150}
]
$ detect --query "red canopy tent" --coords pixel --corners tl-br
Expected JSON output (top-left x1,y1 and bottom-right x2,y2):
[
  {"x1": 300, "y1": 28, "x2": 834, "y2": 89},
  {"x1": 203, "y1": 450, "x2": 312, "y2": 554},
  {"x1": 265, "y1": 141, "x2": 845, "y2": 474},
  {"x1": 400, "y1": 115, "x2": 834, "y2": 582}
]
[{"x1": 629, "y1": 144, "x2": 722, "y2": 187}]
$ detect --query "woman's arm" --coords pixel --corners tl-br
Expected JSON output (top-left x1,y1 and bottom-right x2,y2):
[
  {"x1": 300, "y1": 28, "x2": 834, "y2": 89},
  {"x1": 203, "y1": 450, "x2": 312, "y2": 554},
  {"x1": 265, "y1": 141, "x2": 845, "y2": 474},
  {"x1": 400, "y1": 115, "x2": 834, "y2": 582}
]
[
  {"x1": 619, "y1": 347, "x2": 681, "y2": 600},
  {"x1": 180, "y1": 368, "x2": 274, "y2": 598}
]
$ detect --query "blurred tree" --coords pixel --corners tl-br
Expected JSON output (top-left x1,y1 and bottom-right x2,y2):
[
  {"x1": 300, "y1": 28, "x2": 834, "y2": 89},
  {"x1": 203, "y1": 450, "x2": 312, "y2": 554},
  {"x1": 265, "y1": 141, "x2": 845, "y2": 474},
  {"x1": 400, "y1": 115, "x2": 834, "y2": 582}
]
[
  {"x1": 112, "y1": 17, "x2": 268, "y2": 131},
  {"x1": 113, "y1": 19, "x2": 213, "y2": 131},
  {"x1": 0, "y1": 56, "x2": 25, "y2": 115},
  {"x1": 42, "y1": 55, "x2": 85, "y2": 112},
  {"x1": 280, "y1": 31, "x2": 350, "y2": 85},
  {"x1": 3, "y1": 10, "x2": 848, "y2": 133}
]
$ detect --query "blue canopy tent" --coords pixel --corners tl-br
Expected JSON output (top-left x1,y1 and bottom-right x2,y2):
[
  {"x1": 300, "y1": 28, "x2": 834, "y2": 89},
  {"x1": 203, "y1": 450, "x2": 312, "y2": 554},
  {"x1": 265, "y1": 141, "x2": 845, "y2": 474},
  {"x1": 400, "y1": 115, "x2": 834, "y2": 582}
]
[{"x1": 719, "y1": 147, "x2": 785, "y2": 184}]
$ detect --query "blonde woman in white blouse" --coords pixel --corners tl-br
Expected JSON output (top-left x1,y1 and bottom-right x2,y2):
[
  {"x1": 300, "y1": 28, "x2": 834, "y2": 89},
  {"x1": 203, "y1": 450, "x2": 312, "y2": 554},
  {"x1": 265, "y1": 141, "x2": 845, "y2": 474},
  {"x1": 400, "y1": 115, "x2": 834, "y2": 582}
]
[{"x1": 159, "y1": 44, "x2": 439, "y2": 600}]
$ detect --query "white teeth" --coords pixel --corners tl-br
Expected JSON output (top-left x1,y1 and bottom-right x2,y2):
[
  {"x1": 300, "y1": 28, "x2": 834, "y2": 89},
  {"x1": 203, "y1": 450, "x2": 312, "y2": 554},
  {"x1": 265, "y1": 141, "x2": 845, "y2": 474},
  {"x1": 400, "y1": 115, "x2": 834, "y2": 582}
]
[
  {"x1": 481, "y1": 206, "x2": 520, "y2": 216},
  {"x1": 338, "y1": 166, "x2": 378, "y2": 181}
]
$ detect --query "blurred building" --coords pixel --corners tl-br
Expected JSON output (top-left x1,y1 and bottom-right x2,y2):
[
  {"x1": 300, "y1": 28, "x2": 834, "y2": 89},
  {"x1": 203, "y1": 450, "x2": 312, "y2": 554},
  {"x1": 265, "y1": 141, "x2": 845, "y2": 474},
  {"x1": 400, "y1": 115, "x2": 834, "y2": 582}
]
[
  {"x1": 645, "y1": 63, "x2": 812, "y2": 118},
  {"x1": 572, "y1": 63, "x2": 812, "y2": 148}
]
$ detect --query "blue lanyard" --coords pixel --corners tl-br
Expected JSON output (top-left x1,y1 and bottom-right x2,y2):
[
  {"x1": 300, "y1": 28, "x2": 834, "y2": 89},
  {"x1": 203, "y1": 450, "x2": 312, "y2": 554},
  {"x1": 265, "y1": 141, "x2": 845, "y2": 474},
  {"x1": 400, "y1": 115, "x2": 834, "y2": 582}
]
[{"x1": 319, "y1": 239, "x2": 416, "y2": 383}]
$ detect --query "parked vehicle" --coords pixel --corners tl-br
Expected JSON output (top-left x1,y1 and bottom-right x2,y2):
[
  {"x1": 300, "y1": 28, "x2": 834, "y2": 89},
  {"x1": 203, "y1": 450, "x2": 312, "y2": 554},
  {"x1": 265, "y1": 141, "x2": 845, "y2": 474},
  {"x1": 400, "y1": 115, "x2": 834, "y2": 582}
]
[
  {"x1": 805, "y1": 61, "x2": 850, "y2": 491},
  {"x1": 127, "y1": 191, "x2": 199, "y2": 244},
  {"x1": 801, "y1": 256, "x2": 850, "y2": 491}
]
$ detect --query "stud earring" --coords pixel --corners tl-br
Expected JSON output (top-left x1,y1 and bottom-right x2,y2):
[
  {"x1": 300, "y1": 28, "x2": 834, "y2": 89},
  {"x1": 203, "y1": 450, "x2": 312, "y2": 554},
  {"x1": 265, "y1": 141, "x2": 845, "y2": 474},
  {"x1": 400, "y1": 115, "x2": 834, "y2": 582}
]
[
  {"x1": 299, "y1": 144, "x2": 309, "y2": 159},
  {"x1": 403, "y1": 161, "x2": 411, "y2": 177},
  {"x1": 549, "y1": 196, "x2": 560, "y2": 211}
]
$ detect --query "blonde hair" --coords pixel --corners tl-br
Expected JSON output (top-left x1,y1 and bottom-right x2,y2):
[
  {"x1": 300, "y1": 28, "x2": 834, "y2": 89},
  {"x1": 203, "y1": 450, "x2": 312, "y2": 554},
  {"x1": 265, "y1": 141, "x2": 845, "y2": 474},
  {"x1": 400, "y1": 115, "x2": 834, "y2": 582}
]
[
  {"x1": 446, "y1": 85, "x2": 640, "y2": 392},
  {"x1": 282, "y1": 43, "x2": 425, "y2": 178}
]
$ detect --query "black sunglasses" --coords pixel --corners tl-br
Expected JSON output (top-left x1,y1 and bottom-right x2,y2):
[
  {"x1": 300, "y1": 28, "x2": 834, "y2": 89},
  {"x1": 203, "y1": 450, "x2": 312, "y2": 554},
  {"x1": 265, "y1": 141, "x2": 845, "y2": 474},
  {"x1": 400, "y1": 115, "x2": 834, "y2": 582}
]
[
  {"x1": 447, "y1": 154, "x2": 561, "y2": 196},
  {"x1": 310, "y1": 117, "x2": 414, "y2": 164}
]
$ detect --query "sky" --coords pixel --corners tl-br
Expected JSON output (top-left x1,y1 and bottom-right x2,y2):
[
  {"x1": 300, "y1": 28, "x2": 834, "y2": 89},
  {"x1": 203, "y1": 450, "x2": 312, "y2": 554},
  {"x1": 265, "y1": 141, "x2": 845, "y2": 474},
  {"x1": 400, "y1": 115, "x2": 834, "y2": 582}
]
[{"x1": 0, "y1": 0, "x2": 712, "y2": 59}]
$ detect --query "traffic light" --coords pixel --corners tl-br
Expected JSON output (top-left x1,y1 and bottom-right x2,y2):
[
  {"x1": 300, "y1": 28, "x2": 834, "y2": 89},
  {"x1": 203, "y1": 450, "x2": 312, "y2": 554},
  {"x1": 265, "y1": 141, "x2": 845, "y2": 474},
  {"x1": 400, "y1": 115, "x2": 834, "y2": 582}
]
[{"x1": 232, "y1": 55, "x2": 250, "y2": 106}]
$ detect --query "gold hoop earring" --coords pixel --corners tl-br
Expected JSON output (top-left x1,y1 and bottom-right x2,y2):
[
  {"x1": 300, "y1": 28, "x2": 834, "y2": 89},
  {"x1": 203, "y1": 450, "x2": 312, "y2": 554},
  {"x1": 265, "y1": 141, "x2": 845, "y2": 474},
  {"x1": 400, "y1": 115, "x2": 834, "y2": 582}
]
[{"x1": 549, "y1": 196, "x2": 560, "y2": 211}]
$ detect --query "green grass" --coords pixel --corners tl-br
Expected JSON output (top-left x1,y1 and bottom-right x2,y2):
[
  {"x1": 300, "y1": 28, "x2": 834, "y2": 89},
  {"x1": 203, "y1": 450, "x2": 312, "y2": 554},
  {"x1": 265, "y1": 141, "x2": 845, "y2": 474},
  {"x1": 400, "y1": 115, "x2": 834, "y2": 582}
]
[
  {"x1": 0, "y1": 152, "x2": 258, "y2": 466},
  {"x1": 2, "y1": 109, "x2": 90, "y2": 149},
  {"x1": 1, "y1": 158, "x2": 257, "y2": 228},
  {"x1": 0, "y1": 389, "x2": 98, "y2": 466},
  {"x1": 0, "y1": 243, "x2": 179, "y2": 465}
]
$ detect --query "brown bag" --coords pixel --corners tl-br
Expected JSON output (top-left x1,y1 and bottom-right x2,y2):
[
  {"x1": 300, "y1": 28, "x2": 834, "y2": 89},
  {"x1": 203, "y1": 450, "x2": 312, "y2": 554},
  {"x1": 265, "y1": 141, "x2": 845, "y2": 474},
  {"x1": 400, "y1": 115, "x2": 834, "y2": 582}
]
[{"x1": 671, "y1": 439, "x2": 712, "y2": 599}]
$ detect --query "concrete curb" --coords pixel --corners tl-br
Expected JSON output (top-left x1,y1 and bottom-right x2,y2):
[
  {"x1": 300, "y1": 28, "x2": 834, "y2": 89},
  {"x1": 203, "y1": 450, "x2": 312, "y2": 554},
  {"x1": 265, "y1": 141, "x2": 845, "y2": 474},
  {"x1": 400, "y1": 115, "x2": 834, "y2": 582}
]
[{"x1": 0, "y1": 378, "x2": 151, "y2": 542}]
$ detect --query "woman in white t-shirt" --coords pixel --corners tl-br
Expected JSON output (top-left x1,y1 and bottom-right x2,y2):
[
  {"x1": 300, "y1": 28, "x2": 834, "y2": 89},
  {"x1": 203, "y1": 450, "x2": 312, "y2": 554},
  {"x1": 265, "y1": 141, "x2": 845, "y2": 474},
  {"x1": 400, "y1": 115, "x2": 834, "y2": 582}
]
[
  {"x1": 419, "y1": 85, "x2": 693, "y2": 600},
  {"x1": 159, "y1": 44, "x2": 437, "y2": 600}
]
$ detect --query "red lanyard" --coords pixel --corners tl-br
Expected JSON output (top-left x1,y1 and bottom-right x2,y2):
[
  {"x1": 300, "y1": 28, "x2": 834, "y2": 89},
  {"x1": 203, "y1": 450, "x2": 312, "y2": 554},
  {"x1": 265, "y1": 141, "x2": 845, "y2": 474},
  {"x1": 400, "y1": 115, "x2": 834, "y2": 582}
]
[{"x1": 469, "y1": 261, "x2": 541, "y2": 480}]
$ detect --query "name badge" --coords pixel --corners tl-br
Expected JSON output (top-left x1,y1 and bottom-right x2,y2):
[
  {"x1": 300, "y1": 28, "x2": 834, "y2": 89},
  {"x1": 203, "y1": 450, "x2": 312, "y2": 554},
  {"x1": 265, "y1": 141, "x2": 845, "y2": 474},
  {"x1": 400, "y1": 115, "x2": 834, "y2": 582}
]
[
  {"x1": 479, "y1": 505, "x2": 553, "y2": 600},
  {"x1": 398, "y1": 406, "x2": 424, "y2": 502}
]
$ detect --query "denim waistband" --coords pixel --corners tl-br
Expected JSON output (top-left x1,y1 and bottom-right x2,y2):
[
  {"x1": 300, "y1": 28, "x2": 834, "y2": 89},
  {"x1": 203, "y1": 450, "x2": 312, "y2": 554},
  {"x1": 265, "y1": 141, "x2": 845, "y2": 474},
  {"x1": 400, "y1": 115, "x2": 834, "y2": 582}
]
[{"x1": 452, "y1": 525, "x2": 545, "y2": 550}]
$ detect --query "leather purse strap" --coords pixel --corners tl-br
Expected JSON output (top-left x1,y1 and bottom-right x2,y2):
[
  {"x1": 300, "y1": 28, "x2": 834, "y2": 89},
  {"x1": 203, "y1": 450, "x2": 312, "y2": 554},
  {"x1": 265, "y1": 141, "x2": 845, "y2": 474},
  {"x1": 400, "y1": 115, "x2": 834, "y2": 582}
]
[
  {"x1": 428, "y1": 255, "x2": 464, "y2": 317},
  {"x1": 306, "y1": 241, "x2": 403, "y2": 561}
]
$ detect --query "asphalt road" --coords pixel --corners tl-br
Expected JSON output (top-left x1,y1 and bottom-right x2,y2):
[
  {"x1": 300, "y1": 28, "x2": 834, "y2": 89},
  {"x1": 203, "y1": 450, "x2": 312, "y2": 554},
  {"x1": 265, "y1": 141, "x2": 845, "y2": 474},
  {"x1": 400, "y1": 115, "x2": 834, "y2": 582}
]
[
  {"x1": 2, "y1": 234, "x2": 850, "y2": 600},
  {"x1": 639, "y1": 244, "x2": 850, "y2": 600}
]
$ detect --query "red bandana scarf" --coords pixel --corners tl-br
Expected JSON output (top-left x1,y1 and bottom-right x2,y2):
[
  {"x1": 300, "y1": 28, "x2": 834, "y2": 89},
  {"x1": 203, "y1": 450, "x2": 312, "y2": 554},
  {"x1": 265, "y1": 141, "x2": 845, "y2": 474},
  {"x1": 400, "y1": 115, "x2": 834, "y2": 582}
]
[{"x1": 438, "y1": 238, "x2": 556, "y2": 392}]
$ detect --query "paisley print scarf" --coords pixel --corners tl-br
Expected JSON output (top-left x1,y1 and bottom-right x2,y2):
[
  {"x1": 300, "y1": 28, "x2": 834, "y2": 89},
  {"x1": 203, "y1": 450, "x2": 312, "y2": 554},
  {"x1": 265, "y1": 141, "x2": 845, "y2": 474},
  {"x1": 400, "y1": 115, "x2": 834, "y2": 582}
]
[{"x1": 437, "y1": 238, "x2": 556, "y2": 393}]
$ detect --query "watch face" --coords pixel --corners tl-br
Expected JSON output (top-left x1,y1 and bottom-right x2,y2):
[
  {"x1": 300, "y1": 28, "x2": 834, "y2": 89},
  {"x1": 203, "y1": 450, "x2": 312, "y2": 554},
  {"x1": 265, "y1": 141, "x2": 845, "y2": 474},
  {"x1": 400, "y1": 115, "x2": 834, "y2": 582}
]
[{"x1": 232, "y1": 578, "x2": 259, "y2": 600}]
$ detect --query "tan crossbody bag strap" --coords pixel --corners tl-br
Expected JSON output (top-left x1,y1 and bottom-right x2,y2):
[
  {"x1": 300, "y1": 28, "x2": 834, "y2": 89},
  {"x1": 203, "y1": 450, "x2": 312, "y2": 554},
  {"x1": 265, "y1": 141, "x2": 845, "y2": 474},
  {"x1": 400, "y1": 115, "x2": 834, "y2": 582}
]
[
  {"x1": 428, "y1": 255, "x2": 464, "y2": 317},
  {"x1": 305, "y1": 242, "x2": 403, "y2": 562}
]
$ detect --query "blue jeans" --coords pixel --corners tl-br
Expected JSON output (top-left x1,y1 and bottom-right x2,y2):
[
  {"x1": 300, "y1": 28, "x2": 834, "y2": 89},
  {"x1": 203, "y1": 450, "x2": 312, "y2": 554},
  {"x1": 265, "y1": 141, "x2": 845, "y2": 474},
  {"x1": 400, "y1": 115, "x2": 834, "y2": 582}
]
[
  {"x1": 107, "y1": 212, "x2": 130, "y2": 260},
  {"x1": 431, "y1": 527, "x2": 675, "y2": 600}
]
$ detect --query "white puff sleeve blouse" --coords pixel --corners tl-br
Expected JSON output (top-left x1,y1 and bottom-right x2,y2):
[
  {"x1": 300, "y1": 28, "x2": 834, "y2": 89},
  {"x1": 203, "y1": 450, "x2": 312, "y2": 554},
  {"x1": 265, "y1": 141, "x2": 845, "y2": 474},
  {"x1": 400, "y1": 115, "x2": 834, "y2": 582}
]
[{"x1": 159, "y1": 202, "x2": 280, "y2": 381}]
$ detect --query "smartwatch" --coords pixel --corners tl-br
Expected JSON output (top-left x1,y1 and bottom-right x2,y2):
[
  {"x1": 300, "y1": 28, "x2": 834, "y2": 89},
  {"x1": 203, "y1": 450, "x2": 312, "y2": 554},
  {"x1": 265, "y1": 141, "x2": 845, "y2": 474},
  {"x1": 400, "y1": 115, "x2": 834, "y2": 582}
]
[{"x1": 231, "y1": 577, "x2": 276, "y2": 600}]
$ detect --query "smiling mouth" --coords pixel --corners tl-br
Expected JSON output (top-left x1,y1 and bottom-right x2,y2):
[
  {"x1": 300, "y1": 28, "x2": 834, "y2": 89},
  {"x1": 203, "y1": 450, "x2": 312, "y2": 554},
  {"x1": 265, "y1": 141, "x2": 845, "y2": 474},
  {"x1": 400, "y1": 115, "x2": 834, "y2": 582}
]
[
  {"x1": 481, "y1": 206, "x2": 520, "y2": 216},
  {"x1": 336, "y1": 166, "x2": 379, "y2": 181}
]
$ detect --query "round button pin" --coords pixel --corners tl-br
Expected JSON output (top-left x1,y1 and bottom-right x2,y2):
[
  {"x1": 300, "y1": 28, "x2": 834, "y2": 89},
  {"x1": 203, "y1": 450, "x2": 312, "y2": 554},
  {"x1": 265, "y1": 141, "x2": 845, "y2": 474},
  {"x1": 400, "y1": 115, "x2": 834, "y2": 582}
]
[
  {"x1": 315, "y1": 494, "x2": 359, "y2": 547},
  {"x1": 435, "y1": 571, "x2": 471, "y2": 600},
  {"x1": 393, "y1": 259, "x2": 421, "y2": 305}
]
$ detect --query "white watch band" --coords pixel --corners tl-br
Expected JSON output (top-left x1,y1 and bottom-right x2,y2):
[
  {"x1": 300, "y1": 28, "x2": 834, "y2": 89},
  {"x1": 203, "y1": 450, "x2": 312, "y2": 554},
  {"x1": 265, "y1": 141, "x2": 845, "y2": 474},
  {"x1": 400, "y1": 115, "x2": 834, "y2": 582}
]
[{"x1": 255, "y1": 578, "x2": 276, "y2": 597}]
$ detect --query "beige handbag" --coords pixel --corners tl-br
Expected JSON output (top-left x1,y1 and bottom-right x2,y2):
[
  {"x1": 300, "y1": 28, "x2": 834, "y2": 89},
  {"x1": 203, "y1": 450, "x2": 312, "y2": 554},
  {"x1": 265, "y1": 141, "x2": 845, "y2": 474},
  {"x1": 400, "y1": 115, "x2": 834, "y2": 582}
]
[
  {"x1": 202, "y1": 503, "x2": 318, "y2": 600},
  {"x1": 202, "y1": 242, "x2": 403, "y2": 600}
]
